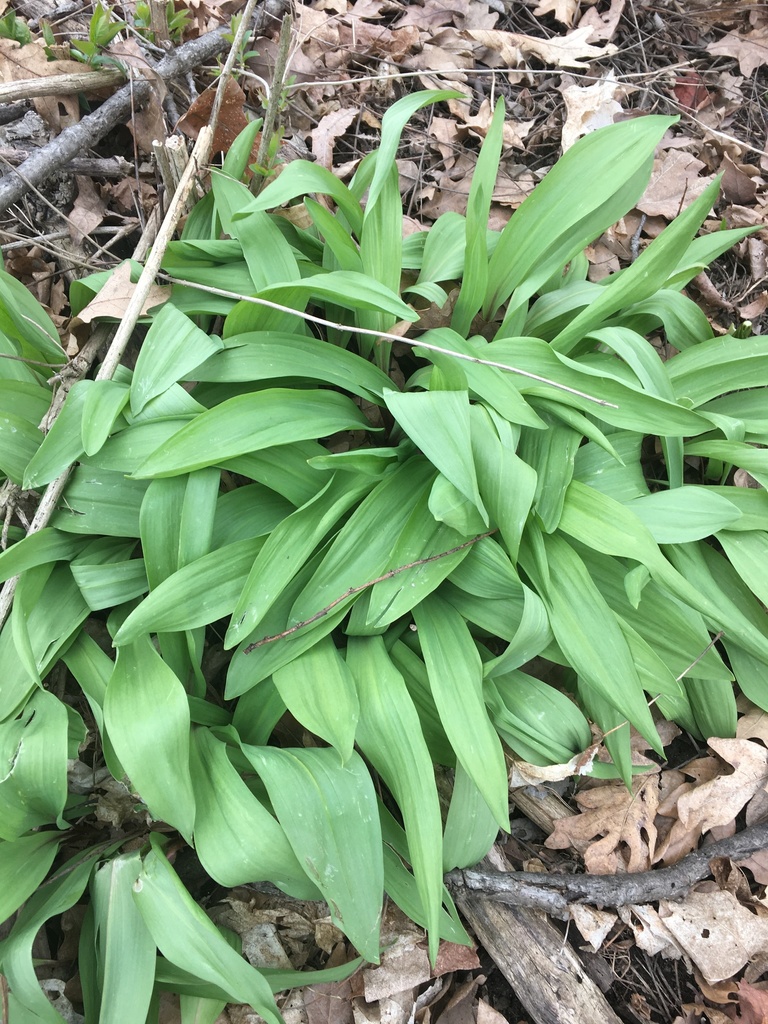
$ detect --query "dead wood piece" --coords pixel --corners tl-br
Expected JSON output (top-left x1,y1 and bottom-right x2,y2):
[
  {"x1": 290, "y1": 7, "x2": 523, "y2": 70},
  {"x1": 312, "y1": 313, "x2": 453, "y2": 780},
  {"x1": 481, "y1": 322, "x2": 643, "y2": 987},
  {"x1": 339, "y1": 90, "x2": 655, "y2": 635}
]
[
  {"x1": 446, "y1": 821, "x2": 768, "y2": 914},
  {"x1": 0, "y1": 148, "x2": 135, "y2": 179},
  {"x1": 0, "y1": 26, "x2": 230, "y2": 216},
  {"x1": 0, "y1": 69, "x2": 125, "y2": 105},
  {"x1": 458, "y1": 898, "x2": 623, "y2": 1024}
]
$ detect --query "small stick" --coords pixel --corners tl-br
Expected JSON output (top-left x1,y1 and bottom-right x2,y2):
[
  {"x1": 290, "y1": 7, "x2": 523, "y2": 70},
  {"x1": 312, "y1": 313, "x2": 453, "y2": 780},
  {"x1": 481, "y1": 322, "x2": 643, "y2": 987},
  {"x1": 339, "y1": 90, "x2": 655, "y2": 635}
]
[
  {"x1": 253, "y1": 13, "x2": 293, "y2": 187},
  {"x1": 244, "y1": 530, "x2": 496, "y2": 652}
]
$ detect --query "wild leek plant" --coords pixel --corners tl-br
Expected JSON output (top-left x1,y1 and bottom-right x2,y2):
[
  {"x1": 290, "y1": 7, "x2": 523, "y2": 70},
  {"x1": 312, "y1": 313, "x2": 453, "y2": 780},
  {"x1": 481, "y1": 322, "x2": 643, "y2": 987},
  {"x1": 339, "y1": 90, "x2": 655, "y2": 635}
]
[{"x1": 1, "y1": 91, "x2": 766, "y2": 1020}]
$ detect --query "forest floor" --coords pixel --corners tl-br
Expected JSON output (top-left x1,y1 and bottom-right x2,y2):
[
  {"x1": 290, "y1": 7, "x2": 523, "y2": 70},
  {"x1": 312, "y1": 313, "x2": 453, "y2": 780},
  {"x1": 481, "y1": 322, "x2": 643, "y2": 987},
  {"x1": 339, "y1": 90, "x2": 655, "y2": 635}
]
[{"x1": 1, "y1": 1, "x2": 768, "y2": 1023}]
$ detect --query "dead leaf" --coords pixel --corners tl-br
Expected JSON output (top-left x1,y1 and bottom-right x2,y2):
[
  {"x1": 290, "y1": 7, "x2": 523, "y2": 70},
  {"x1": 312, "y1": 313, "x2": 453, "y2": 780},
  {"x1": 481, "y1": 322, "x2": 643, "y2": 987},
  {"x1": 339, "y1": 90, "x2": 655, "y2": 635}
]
[
  {"x1": 433, "y1": 941, "x2": 480, "y2": 975},
  {"x1": 707, "y1": 26, "x2": 768, "y2": 76},
  {"x1": 508, "y1": 748, "x2": 596, "y2": 789},
  {"x1": 568, "y1": 903, "x2": 617, "y2": 951},
  {"x1": 544, "y1": 776, "x2": 660, "y2": 873},
  {"x1": 75, "y1": 262, "x2": 171, "y2": 324},
  {"x1": 533, "y1": 0, "x2": 579, "y2": 28},
  {"x1": 737, "y1": 981, "x2": 768, "y2": 1024},
  {"x1": 178, "y1": 78, "x2": 251, "y2": 155},
  {"x1": 463, "y1": 27, "x2": 618, "y2": 70},
  {"x1": 660, "y1": 889, "x2": 768, "y2": 984},
  {"x1": 68, "y1": 175, "x2": 106, "y2": 246},
  {"x1": 672, "y1": 72, "x2": 713, "y2": 112},
  {"x1": 560, "y1": 73, "x2": 628, "y2": 151},
  {"x1": 578, "y1": 0, "x2": 626, "y2": 42},
  {"x1": 675, "y1": 737, "x2": 768, "y2": 835},
  {"x1": 637, "y1": 150, "x2": 715, "y2": 220},
  {"x1": 310, "y1": 107, "x2": 359, "y2": 169}
]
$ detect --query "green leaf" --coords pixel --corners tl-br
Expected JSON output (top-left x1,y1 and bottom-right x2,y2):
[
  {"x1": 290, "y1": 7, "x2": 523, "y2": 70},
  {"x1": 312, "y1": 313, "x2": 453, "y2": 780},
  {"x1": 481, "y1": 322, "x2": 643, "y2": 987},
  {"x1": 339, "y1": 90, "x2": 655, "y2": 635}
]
[
  {"x1": 0, "y1": 528, "x2": 88, "y2": 583},
  {"x1": 242, "y1": 745, "x2": 383, "y2": 962},
  {"x1": 623, "y1": 487, "x2": 742, "y2": 543},
  {"x1": 0, "y1": 688, "x2": 70, "y2": 838},
  {"x1": 0, "y1": 846, "x2": 102, "y2": 1024},
  {"x1": 347, "y1": 636, "x2": 444, "y2": 961},
  {"x1": 189, "y1": 727, "x2": 319, "y2": 897},
  {"x1": 384, "y1": 389, "x2": 487, "y2": 522},
  {"x1": 131, "y1": 303, "x2": 221, "y2": 414},
  {"x1": 134, "y1": 841, "x2": 284, "y2": 1024},
  {"x1": 273, "y1": 637, "x2": 359, "y2": 762},
  {"x1": 91, "y1": 852, "x2": 156, "y2": 1024},
  {"x1": 413, "y1": 594, "x2": 509, "y2": 828},
  {"x1": 442, "y1": 760, "x2": 499, "y2": 872},
  {"x1": 0, "y1": 832, "x2": 61, "y2": 924},
  {"x1": 191, "y1": 332, "x2": 393, "y2": 404},
  {"x1": 104, "y1": 636, "x2": 196, "y2": 840},
  {"x1": 133, "y1": 389, "x2": 372, "y2": 478}
]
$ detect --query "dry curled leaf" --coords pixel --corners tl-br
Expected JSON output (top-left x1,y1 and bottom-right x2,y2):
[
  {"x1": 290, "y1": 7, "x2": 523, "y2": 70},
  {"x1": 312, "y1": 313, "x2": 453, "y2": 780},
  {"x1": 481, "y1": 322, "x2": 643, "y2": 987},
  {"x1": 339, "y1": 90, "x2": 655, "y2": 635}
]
[
  {"x1": 707, "y1": 26, "x2": 768, "y2": 76},
  {"x1": 637, "y1": 150, "x2": 715, "y2": 220},
  {"x1": 75, "y1": 261, "x2": 170, "y2": 325},
  {"x1": 674, "y1": 737, "x2": 768, "y2": 835},
  {"x1": 545, "y1": 776, "x2": 660, "y2": 873}
]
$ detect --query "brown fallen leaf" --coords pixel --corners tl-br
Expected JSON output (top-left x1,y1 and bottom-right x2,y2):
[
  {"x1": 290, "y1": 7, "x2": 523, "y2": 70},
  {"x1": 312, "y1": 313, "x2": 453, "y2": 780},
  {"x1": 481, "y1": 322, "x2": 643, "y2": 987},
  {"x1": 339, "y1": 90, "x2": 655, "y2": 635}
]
[
  {"x1": 578, "y1": 0, "x2": 626, "y2": 42},
  {"x1": 674, "y1": 737, "x2": 768, "y2": 836},
  {"x1": 178, "y1": 78, "x2": 252, "y2": 156},
  {"x1": 544, "y1": 775, "x2": 660, "y2": 873},
  {"x1": 533, "y1": 0, "x2": 579, "y2": 28},
  {"x1": 637, "y1": 150, "x2": 715, "y2": 220},
  {"x1": 707, "y1": 26, "x2": 768, "y2": 76},
  {"x1": 559, "y1": 73, "x2": 629, "y2": 151},
  {"x1": 75, "y1": 262, "x2": 171, "y2": 325},
  {"x1": 310, "y1": 107, "x2": 359, "y2": 169},
  {"x1": 465, "y1": 26, "x2": 617, "y2": 69},
  {"x1": 68, "y1": 175, "x2": 106, "y2": 246},
  {"x1": 737, "y1": 979, "x2": 768, "y2": 1024}
]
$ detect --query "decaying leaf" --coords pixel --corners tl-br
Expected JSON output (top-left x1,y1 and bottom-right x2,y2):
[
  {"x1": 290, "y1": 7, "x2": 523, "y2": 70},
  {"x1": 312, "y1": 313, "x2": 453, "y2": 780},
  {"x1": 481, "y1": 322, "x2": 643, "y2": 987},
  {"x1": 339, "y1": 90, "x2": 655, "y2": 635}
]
[
  {"x1": 75, "y1": 261, "x2": 171, "y2": 324},
  {"x1": 533, "y1": 0, "x2": 579, "y2": 28},
  {"x1": 545, "y1": 776, "x2": 660, "y2": 873},
  {"x1": 707, "y1": 27, "x2": 768, "y2": 76},
  {"x1": 560, "y1": 73, "x2": 629, "y2": 151},
  {"x1": 464, "y1": 27, "x2": 618, "y2": 69},
  {"x1": 636, "y1": 150, "x2": 715, "y2": 220}
]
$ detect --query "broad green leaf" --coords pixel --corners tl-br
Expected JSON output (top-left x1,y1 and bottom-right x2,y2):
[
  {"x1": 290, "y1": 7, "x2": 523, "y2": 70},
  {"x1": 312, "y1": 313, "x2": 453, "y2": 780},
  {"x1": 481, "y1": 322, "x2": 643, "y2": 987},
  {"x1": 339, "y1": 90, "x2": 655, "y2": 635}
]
[
  {"x1": 0, "y1": 846, "x2": 102, "y2": 1024},
  {"x1": 522, "y1": 530, "x2": 661, "y2": 751},
  {"x1": 91, "y1": 852, "x2": 156, "y2": 1024},
  {"x1": 364, "y1": 89, "x2": 463, "y2": 213},
  {"x1": 52, "y1": 466, "x2": 149, "y2": 537},
  {"x1": 114, "y1": 536, "x2": 264, "y2": 644},
  {"x1": 191, "y1": 333, "x2": 393, "y2": 403},
  {"x1": 189, "y1": 727, "x2": 318, "y2": 896},
  {"x1": 23, "y1": 379, "x2": 89, "y2": 489},
  {"x1": 227, "y1": 473, "x2": 372, "y2": 647},
  {"x1": 488, "y1": 670, "x2": 591, "y2": 765},
  {"x1": 290, "y1": 457, "x2": 435, "y2": 625},
  {"x1": 365, "y1": 490, "x2": 469, "y2": 628},
  {"x1": 0, "y1": 689, "x2": 70, "y2": 839},
  {"x1": 242, "y1": 745, "x2": 383, "y2": 962},
  {"x1": 273, "y1": 637, "x2": 359, "y2": 761},
  {"x1": 133, "y1": 390, "x2": 371, "y2": 478},
  {"x1": 223, "y1": 440, "x2": 327, "y2": 507},
  {"x1": 718, "y1": 530, "x2": 768, "y2": 609},
  {"x1": 413, "y1": 594, "x2": 509, "y2": 828},
  {"x1": 258, "y1": 271, "x2": 417, "y2": 322},
  {"x1": 518, "y1": 409, "x2": 579, "y2": 532},
  {"x1": 212, "y1": 483, "x2": 293, "y2": 547},
  {"x1": 238, "y1": 160, "x2": 364, "y2": 236},
  {"x1": 384, "y1": 389, "x2": 487, "y2": 522},
  {"x1": 551, "y1": 176, "x2": 723, "y2": 354},
  {"x1": 0, "y1": 266, "x2": 63, "y2": 364},
  {"x1": 624, "y1": 487, "x2": 742, "y2": 543},
  {"x1": 81, "y1": 379, "x2": 130, "y2": 457},
  {"x1": 684, "y1": 439, "x2": 768, "y2": 489},
  {"x1": 683, "y1": 675, "x2": 737, "y2": 739},
  {"x1": 484, "y1": 116, "x2": 675, "y2": 318},
  {"x1": 0, "y1": 410, "x2": 43, "y2": 484},
  {"x1": 71, "y1": 557, "x2": 148, "y2": 609},
  {"x1": 104, "y1": 636, "x2": 195, "y2": 840},
  {"x1": 134, "y1": 842, "x2": 283, "y2": 1024},
  {"x1": 347, "y1": 636, "x2": 444, "y2": 961},
  {"x1": 667, "y1": 334, "x2": 768, "y2": 406},
  {"x1": 0, "y1": 528, "x2": 88, "y2": 583},
  {"x1": 442, "y1": 760, "x2": 499, "y2": 872},
  {"x1": 131, "y1": 303, "x2": 221, "y2": 414},
  {"x1": 0, "y1": 832, "x2": 60, "y2": 923},
  {"x1": 452, "y1": 98, "x2": 505, "y2": 334}
]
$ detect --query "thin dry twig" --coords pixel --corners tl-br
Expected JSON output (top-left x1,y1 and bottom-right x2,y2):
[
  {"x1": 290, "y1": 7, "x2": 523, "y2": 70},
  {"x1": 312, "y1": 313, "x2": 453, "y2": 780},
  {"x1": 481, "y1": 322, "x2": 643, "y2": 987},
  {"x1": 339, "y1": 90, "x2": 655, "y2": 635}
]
[
  {"x1": 159, "y1": 274, "x2": 618, "y2": 407},
  {"x1": 243, "y1": 529, "x2": 497, "y2": 651}
]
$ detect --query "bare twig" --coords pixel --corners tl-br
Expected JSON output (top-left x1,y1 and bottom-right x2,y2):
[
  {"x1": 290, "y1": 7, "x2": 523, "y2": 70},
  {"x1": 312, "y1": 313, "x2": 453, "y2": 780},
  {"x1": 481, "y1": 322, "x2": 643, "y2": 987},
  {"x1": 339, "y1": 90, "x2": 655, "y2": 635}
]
[
  {"x1": 244, "y1": 530, "x2": 497, "y2": 652},
  {"x1": 0, "y1": 26, "x2": 232, "y2": 215},
  {"x1": 159, "y1": 275, "x2": 618, "y2": 408},
  {"x1": 444, "y1": 821, "x2": 768, "y2": 916},
  {"x1": 253, "y1": 13, "x2": 293, "y2": 186},
  {"x1": 0, "y1": 68, "x2": 125, "y2": 105}
]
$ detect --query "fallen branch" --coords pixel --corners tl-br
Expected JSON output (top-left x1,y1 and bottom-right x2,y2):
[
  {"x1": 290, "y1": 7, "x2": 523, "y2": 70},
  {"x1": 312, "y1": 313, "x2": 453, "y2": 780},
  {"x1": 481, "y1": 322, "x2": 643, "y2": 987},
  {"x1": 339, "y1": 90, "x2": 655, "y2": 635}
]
[
  {"x1": 445, "y1": 820, "x2": 768, "y2": 916},
  {"x1": 0, "y1": 26, "x2": 231, "y2": 215},
  {"x1": 244, "y1": 530, "x2": 497, "y2": 651},
  {"x1": 0, "y1": 68, "x2": 125, "y2": 105}
]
